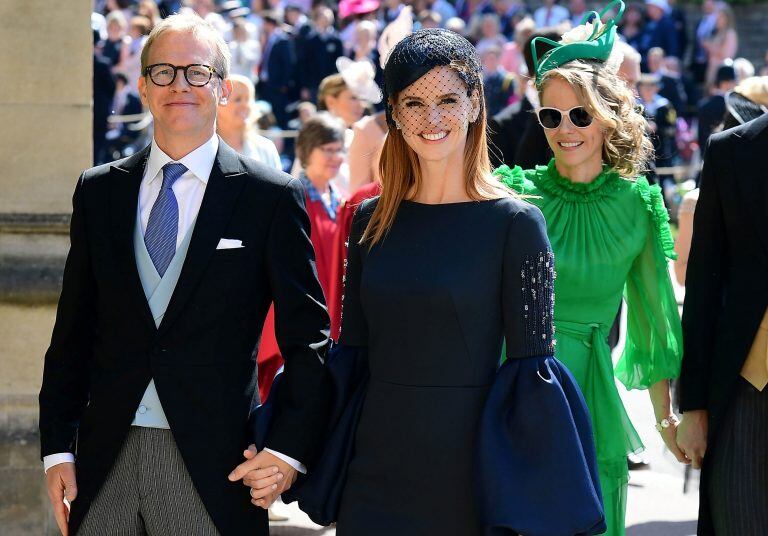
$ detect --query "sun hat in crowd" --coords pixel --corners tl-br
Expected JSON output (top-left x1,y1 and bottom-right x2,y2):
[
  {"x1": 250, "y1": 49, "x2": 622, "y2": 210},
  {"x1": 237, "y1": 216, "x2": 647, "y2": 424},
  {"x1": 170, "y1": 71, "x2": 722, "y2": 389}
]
[
  {"x1": 336, "y1": 57, "x2": 383, "y2": 103},
  {"x1": 338, "y1": 0, "x2": 381, "y2": 19},
  {"x1": 644, "y1": 0, "x2": 670, "y2": 13}
]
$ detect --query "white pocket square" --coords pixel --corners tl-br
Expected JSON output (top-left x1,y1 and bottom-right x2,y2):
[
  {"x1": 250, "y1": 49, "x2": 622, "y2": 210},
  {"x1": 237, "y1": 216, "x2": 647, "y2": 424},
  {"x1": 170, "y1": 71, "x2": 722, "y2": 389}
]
[{"x1": 216, "y1": 238, "x2": 244, "y2": 250}]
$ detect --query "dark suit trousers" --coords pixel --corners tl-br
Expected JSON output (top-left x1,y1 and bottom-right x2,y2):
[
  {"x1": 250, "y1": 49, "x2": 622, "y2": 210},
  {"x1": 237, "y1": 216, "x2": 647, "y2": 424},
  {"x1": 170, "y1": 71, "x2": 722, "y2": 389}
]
[
  {"x1": 78, "y1": 428, "x2": 219, "y2": 536},
  {"x1": 707, "y1": 377, "x2": 768, "y2": 535}
]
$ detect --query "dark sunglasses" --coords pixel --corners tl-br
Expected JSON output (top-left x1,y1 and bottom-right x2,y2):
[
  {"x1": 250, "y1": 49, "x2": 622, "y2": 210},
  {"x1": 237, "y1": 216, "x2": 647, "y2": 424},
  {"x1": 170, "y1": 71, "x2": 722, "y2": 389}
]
[{"x1": 536, "y1": 106, "x2": 594, "y2": 129}]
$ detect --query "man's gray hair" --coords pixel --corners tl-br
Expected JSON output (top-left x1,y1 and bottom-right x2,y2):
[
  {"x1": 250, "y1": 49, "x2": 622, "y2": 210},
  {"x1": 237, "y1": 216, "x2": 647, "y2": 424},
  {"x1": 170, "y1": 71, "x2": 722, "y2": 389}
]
[{"x1": 140, "y1": 12, "x2": 231, "y2": 80}]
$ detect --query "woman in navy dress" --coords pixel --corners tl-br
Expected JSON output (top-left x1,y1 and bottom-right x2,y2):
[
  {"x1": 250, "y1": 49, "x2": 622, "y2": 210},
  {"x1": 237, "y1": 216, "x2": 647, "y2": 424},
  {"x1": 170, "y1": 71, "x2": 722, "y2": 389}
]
[{"x1": 335, "y1": 29, "x2": 602, "y2": 535}]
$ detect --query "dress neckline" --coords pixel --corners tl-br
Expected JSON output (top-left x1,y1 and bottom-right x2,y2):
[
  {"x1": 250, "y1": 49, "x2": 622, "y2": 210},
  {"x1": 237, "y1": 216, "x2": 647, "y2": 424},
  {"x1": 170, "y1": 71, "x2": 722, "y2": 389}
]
[
  {"x1": 401, "y1": 198, "x2": 503, "y2": 207},
  {"x1": 532, "y1": 159, "x2": 629, "y2": 203}
]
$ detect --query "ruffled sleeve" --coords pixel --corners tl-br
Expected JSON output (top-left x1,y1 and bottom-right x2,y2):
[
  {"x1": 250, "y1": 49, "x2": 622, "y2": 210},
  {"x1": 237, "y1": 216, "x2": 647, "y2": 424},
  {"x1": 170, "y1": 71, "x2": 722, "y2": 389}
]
[
  {"x1": 634, "y1": 177, "x2": 677, "y2": 261},
  {"x1": 614, "y1": 178, "x2": 683, "y2": 390},
  {"x1": 493, "y1": 164, "x2": 535, "y2": 196}
]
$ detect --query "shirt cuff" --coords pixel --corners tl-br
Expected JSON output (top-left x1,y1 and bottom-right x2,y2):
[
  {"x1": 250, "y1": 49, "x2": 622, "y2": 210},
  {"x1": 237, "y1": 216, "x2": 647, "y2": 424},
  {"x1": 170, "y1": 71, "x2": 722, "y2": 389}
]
[
  {"x1": 264, "y1": 448, "x2": 306, "y2": 474},
  {"x1": 43, "y1": 453, "x2": 75, "y2": 473}
]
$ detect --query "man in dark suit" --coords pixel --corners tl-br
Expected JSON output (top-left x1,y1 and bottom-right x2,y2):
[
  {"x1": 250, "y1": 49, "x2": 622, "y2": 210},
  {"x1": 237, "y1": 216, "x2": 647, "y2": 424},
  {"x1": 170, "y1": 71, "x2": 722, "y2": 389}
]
[
  {"x1": 697, "y1": 63, "x2": 737, "y2": 160},
  {"x1": 297, "y1": 6, "x2": 344, "y2": 104},
  {"x1": 40, "y1": 13, "x2": 329, "y2": 535},
  {"x1": 677, "y1": 112, "x2": 768, "y2": 534},
  {"x1": 105, "y1": 73, "x2": 145, "y2": 159},
  {"x1": 488, "y1": 31, "x2": 558, "y2": 169},
  {"x1": 258, "y1": 12, "x2": 298, "y2": 129},
  {"x1": 93, "y1": 30, "x2": 116, "y2": 166}
]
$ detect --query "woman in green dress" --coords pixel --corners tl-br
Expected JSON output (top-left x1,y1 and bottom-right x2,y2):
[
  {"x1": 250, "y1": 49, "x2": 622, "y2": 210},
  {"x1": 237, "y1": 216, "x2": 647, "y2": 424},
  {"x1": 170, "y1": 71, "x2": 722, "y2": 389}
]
[{"x1": 494, "y1": 2, "x2": 687, "y2": 534}]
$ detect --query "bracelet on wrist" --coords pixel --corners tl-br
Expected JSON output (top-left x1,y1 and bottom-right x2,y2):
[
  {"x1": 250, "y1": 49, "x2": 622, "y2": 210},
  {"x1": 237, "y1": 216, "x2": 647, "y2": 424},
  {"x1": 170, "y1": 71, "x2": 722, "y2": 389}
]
[{"x1": 655, "y1": 414, "x2": 679, "y2": 432}]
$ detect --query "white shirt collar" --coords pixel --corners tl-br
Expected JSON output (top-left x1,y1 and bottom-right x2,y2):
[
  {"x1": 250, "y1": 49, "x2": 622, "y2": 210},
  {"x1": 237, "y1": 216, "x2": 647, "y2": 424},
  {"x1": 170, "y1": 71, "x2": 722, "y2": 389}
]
[{"x1": 145, "y1": 134, "x2": 219, "y2": 185}]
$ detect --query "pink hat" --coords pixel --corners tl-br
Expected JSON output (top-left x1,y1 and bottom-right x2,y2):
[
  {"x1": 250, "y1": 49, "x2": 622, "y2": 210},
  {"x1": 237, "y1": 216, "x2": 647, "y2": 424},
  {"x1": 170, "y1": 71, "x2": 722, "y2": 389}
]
[{"x1": 338, "y1": 0, "x2": 380, "y2": 19}]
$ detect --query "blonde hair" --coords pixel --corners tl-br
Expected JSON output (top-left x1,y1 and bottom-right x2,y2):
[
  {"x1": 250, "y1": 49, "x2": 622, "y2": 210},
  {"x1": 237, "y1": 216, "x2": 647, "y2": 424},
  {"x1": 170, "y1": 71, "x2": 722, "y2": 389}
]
[
  {"x1": 317, "y1": 74, "x2": 348, "y2": 110},
  {"x1": 538, "y1": 59, "x2": 653, "y2": 178},
  {"x1": 362, "y1": 77, "x2": 509, "y2": 246},
  {"x1": 140, "y1": 12, "x2": 231, "y2": 79},
  {"x1": 226, "y1": 74, "x2": 257, "y2": 123},
  {"x1": 219, "y1": 74, "x2": 270, "y2": 148}
]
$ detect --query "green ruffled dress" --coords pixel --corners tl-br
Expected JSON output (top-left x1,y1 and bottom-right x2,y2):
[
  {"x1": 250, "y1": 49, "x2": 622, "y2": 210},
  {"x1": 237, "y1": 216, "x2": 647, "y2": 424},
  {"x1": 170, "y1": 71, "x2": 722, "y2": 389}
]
[{"x1": 494, "y1": 160, "x2": 682, "y2": 536}]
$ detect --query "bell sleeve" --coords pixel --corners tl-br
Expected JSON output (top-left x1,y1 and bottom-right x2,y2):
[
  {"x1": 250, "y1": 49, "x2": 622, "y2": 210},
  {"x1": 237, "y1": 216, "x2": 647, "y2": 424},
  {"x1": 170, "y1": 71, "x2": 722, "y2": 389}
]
[
  {"x1": 615, "y1": 178, "x2": 683, "y2": 390},
  {"x1": 476, "y1": 203, "x2": 606, "y2": 536}
]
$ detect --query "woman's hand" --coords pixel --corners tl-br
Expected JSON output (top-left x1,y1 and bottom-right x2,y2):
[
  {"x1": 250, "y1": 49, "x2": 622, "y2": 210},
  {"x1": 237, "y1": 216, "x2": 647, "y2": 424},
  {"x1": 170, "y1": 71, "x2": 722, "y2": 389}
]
[
  {"x1": 648, "y1": 379, "x2": 687, "y2": 463},
  {"x1": 659, "y1": 421, "x2": 689, "y2": 464}
]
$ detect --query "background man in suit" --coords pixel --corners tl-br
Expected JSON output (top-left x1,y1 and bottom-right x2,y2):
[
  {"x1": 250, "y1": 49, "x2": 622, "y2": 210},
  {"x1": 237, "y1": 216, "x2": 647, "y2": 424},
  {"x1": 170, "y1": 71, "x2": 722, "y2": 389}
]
[
  {"x1": 488, "y1": 30, "x2": 558, "y2": 169},
  {"x1": 257, "y1": 11, "x2": 297, "y2": 129},
  {"x1": 677, "y1": 112, "x2": 768, "y2": 534},
  {"x1": 40, "y1": 13, "x2": 329, "y2": 535}
]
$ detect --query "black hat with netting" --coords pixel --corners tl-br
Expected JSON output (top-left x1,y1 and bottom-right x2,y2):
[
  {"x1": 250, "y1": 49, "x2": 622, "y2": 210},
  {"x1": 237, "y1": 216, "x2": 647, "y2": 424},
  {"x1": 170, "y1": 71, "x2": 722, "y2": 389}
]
[{"x1": 383, "y1": 28, "x2": 484, "y2": 134}]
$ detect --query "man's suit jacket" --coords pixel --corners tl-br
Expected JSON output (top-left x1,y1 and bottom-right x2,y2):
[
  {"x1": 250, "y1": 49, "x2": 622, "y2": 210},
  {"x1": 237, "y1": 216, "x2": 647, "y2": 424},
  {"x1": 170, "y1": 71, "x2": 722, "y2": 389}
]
[
  {"x1": 263, "y1": 34, "x2": 296, "y2": 97},
  {"x1": 39, "y1": 141, "x2": 331, "y2": 535},
  {"x1": 696, "y1": 94, "x2": 726, "y2": 159},
  {"x1": 680, "y1": 113, "x2": 768, "y2": 430},
  {"x1": 299, "y1": 30, "x2": 343, "y2": 95}
]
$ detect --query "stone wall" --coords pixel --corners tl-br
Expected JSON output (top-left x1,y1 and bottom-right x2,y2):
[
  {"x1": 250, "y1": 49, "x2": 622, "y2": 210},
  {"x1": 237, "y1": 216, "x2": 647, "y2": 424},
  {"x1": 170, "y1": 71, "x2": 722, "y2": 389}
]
[{"x1": 0, "y1": 1, "x2": 91, "y2": 534}]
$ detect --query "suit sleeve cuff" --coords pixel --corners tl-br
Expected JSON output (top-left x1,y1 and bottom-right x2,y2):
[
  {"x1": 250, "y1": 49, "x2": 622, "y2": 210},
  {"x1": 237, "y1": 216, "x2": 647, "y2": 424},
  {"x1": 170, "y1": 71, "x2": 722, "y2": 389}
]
[
  {"x1": 264, "y1": 448, "x2": 307, "y2": 474},
  {"x1": 43, "y1": 453, "x2": 75, "y2": 473}
]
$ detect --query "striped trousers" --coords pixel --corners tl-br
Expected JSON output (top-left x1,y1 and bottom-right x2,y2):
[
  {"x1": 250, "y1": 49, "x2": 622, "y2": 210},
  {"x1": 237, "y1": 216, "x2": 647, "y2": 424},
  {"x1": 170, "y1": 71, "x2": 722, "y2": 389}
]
[
  {"x1": 78, "y1": 427, "x2": 220, "y2": 535},
  {"x1": 707, "y1": 377, "x2": 768, "y2": 535}
]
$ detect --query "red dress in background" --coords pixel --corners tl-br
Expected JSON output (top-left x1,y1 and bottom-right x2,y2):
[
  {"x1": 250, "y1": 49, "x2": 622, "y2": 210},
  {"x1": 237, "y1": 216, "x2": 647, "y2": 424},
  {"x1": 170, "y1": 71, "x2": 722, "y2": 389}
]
[
  {"x1": 328, "y1": 182, "x2": 381, "y2": 341},
  {"x1": 256, "y1": 178, "x2": 341, "y2": 402}
]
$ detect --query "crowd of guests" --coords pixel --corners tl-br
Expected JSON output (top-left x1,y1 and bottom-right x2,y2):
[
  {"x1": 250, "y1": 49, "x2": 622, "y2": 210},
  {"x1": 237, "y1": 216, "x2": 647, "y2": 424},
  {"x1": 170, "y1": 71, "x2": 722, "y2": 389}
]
[
  {"x1": 92, "y1": 0, "x2": 766, "y2": 222},
  {"x1": 92, "y1": 0, "x2": 768, "y2": 182}
]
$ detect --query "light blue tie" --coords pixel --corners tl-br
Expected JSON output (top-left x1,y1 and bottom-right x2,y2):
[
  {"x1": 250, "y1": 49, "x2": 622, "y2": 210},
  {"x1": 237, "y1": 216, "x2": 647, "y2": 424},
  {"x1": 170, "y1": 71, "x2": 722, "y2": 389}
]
[{"x1": 144, "y1": 162, "x2": 188, "y2": 277}]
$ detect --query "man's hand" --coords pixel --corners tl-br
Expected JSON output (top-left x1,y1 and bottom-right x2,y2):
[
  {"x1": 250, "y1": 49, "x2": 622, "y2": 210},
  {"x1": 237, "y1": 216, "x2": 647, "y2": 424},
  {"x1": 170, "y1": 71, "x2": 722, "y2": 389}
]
[
  {"x1": 676, "y1": 409, "x2": 708, "y2": 469},
  {"x1": 228, "y1": 446, "x2": 297, "y2": 509},
  {"x1": 46, "y1": 462, "x2": 77, "y2": 535}
]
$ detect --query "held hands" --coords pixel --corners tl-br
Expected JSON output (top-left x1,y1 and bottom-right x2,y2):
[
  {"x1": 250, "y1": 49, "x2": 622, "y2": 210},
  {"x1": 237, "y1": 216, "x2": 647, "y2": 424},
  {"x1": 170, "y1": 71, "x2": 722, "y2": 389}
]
[
  {"x1": 45, "y1": 462, "x2": 77, "y2": 536},
  {"x1": 228, "y1": 445, "x2": 297, "y2": 509},
  {"x1": 658, "y1": 421, "x2": 689, "y2": 465},
  {"x1": 676, "y1": 410, "x2": 708, "y2": 469},
  {"x1": 648, "y1": 380, "x2": 688, "y2": 465}
]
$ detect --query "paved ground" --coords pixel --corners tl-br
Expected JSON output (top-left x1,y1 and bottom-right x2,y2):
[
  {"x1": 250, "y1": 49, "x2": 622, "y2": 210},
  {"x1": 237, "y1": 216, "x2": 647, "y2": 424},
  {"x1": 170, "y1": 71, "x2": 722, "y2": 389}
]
[
  {"x1": 265, "y1": 386, "x2": 700, "y2": 536},
  {"x1": 266, "y1": 265, "x2": 700, "y2": 535}
]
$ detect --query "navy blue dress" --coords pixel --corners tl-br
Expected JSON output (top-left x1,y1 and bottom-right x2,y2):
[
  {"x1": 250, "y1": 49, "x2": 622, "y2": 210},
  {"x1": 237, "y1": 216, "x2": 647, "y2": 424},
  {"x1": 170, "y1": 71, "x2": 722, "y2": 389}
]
[{"x1": 337, "y1": 196, "x2": 557, "y2": 535}]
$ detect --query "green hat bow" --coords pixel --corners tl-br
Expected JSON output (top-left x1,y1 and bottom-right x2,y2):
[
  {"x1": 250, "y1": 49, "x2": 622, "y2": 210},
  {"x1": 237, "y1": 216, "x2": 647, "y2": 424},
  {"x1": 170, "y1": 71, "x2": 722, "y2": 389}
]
[{"x1": 531, "y1": 0, "x2": 625, "y2": 84}]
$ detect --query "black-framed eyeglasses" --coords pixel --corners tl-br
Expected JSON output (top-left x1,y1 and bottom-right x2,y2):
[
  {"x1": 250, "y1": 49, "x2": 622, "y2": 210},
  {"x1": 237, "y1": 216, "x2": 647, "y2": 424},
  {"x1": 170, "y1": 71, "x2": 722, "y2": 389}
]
[
  {"x1": 143, "y1": 63, "x2": 222, "y2": 87},
  {"x1": 536, "y1": 106, "x2": 594, "y2": 130}
]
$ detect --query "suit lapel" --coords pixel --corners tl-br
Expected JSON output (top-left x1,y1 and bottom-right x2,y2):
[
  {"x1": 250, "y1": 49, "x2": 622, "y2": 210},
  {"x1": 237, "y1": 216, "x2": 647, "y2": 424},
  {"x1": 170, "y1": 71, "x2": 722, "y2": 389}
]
[
  {"x1": 109, "y1": 146, "x2": 157, "y2": 333},
  {"x1": 734, "y1": 115, "x2": 768, "y2": 256},
  {"x1": 158, "y1": 141, "x2": 247, "y2": 337}
]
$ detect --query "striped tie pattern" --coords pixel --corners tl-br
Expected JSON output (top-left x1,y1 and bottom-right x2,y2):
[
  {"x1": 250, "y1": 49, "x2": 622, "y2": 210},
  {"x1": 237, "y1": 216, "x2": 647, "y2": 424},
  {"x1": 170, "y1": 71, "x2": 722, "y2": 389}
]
[{"x1": 144, "y1": 162, "x2": 188, "y2": 277}]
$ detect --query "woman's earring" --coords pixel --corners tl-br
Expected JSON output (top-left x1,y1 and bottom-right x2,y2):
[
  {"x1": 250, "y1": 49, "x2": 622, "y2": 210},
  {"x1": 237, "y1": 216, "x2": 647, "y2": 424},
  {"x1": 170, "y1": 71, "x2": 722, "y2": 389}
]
[
  {"x1": 220, "y1": 97, "x2": 228, "y2": 105},
  {"x1": 394, "y1": 119, "x2": 402, "y2": 130}
]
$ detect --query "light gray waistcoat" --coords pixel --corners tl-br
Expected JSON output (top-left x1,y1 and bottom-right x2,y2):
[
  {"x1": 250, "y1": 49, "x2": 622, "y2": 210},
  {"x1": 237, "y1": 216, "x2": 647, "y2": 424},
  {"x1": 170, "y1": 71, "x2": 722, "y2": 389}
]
[{"x1": 131, "y1": 209, "x2": 196, "y2": 428}]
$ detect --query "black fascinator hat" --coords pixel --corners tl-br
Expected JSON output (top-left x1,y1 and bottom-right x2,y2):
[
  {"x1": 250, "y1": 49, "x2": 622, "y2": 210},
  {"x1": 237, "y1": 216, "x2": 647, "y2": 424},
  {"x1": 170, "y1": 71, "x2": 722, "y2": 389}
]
[{"x1": 382, "y1": 28, "x2": 483, "y2": 129}]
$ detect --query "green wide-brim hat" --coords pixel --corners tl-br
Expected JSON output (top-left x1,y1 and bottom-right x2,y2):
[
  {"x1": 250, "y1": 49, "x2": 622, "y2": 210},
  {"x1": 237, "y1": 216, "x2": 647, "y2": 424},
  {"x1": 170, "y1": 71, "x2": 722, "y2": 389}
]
[{"x1": 531, "y1": 0, "x2": 625, "y2": 85}]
